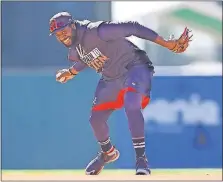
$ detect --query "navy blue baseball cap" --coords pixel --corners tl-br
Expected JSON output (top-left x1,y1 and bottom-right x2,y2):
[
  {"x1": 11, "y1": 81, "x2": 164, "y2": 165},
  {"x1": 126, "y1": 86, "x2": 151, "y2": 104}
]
[{"x1": 49, "y1": 12, "x2": 73, "y2": 36}]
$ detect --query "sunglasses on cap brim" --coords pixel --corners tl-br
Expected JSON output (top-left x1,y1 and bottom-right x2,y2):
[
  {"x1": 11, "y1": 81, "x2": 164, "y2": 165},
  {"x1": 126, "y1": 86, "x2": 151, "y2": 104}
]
[{"x1": 49, "y1": 19, "x2": 72, "y2": 36}]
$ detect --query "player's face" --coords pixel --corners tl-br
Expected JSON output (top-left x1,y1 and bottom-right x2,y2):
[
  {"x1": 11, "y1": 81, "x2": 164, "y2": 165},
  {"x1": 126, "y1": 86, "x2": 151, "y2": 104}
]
[{"x1": 55, "y1": 26, "x2": 73, "y2": 47}]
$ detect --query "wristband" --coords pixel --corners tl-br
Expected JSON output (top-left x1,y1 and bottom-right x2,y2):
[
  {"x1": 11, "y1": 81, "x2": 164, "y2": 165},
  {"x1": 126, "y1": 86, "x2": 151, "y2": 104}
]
[{"x1": 68, "y1": 68, "x2": 77, "y2": 76}]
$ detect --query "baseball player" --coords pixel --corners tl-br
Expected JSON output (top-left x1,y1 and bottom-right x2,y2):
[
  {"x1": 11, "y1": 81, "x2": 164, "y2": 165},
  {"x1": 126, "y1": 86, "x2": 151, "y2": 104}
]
[{"x1": 49, "y1": 12, "x2": 192, "y2": 175}]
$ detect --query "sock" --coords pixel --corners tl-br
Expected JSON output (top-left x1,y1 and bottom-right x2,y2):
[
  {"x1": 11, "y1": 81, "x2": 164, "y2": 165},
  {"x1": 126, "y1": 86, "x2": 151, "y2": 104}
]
[
  {"x1": 98, "y1": 137, "x2": 113, "y2": 153},
  {"x1": 133, "y1": 137, "x2": 146, "y2": 158}
]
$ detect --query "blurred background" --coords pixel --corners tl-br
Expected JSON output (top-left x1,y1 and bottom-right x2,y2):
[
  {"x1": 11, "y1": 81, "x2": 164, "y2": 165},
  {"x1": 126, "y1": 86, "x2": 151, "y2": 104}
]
[{"x1": 1, "y1": 1, "x2": 222, "y2": 170}]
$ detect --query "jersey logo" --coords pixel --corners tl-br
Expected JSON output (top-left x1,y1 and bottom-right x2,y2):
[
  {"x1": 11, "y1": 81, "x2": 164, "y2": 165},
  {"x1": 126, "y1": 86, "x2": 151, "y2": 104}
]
[
  {"x1": 92, "y1": 97, "x2": 97, "y2": 105},
  {"x1": 76, "y1": 44, "x2": 108, "y2": 72}
]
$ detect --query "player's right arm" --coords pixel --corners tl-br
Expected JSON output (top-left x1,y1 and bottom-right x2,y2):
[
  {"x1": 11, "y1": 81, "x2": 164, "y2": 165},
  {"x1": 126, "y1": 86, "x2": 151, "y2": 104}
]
[
  {"x1": 56, "y1": 61, "x2": 87, "y2": 83},
  {"x1": 68, "y1": 48, "x2": 88, "y2": 74},
  {"x1": 56, "y1": 48, "x2": 88, "y2": 83},
  {"x1": 70, "y1": 60, "x2": 87, "y2": 73},
  {"x1": 56, "y1": 61, "x2": 88, "y2": 83}
]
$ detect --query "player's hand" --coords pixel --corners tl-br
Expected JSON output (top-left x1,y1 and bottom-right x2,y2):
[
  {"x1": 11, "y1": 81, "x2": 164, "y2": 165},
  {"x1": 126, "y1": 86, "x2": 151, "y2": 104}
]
[
  {"x1": 166, "y1": 27, "x2": 193, "y2": 53},
  {"x1": 56, "y1": 68, "x2": 75, "y2": 84}
]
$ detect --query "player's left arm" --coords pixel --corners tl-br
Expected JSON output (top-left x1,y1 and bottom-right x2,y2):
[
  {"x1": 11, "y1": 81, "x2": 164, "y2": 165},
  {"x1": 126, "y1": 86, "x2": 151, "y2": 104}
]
[{"x1": 98, "y1": 21, "x2": 192, "y2": 53}]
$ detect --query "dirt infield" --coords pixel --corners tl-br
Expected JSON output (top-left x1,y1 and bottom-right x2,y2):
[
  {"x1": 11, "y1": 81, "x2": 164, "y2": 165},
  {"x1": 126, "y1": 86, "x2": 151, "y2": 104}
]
[
  {"x1": 2, "y1": 170, "x2": 222, "y2": 181},
  {"x1": 2, "y1": 174, "x2": 222, "y2": 180}
]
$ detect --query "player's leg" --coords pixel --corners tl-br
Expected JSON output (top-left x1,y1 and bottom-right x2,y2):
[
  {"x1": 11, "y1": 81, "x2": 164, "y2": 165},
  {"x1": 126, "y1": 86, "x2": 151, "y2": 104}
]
[
  {"x1": 89, "y1": 109, "x2": 113, "y2": 149},
  {"x1": 124, "y1": 92, "x2": 150, "y2": 175},
  {"x1": 85, "y1": 79, "x2": 121, "y2": 175},
  {"x1": 86, "y1": 109, "x2": 120, "y2": 175},
  {"x1": 123, "y1": 65, "x2": 153, "y2": 175}
]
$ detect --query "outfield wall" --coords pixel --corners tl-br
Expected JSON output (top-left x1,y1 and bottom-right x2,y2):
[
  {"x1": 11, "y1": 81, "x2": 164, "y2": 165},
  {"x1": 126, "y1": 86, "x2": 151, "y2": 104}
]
[{"x1": 2, "y1": 72, "x2": 222, "y2": 169}]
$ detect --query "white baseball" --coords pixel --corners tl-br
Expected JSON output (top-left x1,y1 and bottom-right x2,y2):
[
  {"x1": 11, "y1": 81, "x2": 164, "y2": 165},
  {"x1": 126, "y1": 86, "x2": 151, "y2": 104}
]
[{"x1": 56, "y1": 72, "x2": 66, "y2": 82}]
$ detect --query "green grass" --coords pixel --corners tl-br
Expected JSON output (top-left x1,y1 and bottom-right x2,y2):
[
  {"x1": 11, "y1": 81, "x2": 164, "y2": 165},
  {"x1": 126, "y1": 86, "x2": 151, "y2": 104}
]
[{"x1": 2, "y1": 169, "x2": 222, "y2": 175}]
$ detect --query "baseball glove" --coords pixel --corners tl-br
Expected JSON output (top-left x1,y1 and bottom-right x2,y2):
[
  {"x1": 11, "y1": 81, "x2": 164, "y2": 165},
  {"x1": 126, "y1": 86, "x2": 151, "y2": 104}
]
[{"x1": 169, "y1": 27, "x2": 193, "y2": 53}]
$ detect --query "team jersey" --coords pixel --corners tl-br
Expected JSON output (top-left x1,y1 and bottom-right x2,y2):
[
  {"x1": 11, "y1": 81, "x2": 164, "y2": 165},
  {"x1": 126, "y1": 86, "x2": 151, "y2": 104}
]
[{"x1": 68, "y1": 20, "x2": 157, "y2": 80}]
